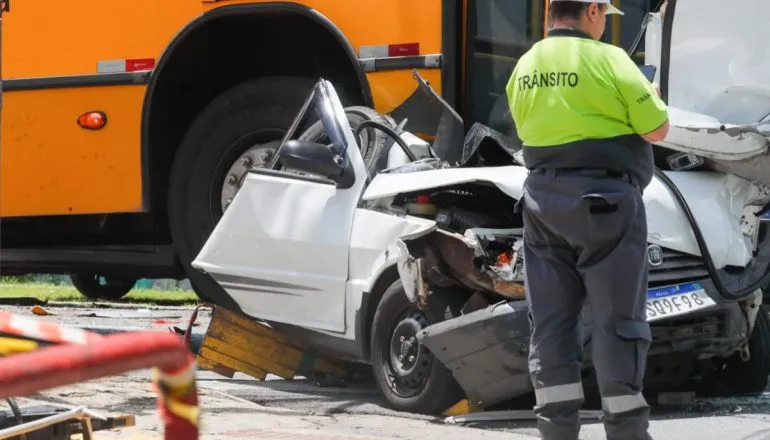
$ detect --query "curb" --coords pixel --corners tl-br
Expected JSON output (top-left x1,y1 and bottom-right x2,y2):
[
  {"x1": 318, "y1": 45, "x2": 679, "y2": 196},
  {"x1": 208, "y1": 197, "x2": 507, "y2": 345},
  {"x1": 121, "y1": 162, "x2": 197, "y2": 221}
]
[
  {"x1": 49, "y1": 301, "x2": 199, "y2": 311},
  {"x1": 74, "y1": 325, "x2": 205, "y2": 355},
  {"x1": 0, "y1": 297, "x2": 201, "y2": 311}
]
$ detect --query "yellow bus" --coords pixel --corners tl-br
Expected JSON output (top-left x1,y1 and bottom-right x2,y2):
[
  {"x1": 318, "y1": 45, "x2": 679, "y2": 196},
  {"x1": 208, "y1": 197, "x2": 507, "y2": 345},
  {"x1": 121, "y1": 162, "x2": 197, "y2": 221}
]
[{"x1": 0, "y1": 0, "x2": 653, "y2": 302}]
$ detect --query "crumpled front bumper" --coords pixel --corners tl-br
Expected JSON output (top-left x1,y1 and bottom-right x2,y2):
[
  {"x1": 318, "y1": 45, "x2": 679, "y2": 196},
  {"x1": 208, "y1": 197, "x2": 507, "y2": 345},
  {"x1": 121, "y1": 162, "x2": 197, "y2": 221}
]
[
  {"x1": 417, "y1": 290, "x2": 758, "y2": 409},
  {"x1": 417, "y1": 301, "x2": 531, "y2": 409}
]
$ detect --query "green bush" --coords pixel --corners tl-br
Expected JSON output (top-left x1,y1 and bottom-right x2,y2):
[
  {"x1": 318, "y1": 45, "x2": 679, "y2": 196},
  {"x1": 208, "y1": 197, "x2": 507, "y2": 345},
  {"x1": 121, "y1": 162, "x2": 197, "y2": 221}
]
[
  {"x1": 0, "y1": 274, "x2": 192, "y2": 291},
  {"x1": 0, "y1": 275, "x2": 36, "y2": 284}
]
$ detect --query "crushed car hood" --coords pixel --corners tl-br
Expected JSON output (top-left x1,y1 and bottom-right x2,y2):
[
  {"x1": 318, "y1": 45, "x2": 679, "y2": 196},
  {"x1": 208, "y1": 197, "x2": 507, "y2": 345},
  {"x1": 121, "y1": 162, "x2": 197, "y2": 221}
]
[
  {"x1": 365, "y1": 165, "x2": 768, "y2": 268},
  {"x1": 364, "y1": 166, "x2": 530, "y2": 201}
]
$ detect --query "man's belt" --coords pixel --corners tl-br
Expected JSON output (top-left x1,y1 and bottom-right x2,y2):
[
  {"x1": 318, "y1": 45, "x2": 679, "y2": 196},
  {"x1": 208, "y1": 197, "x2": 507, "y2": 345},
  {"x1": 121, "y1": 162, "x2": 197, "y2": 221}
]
[{"x1": 530, "y1": 167, "x2": 640, "y2": 189}]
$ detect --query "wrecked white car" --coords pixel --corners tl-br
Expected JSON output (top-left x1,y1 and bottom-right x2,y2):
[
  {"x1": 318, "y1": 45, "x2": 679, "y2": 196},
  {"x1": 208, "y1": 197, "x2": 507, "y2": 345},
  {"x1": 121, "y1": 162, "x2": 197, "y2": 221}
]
[{"x1": 192, "y1": 75, "x2": 770, "y2": 415}]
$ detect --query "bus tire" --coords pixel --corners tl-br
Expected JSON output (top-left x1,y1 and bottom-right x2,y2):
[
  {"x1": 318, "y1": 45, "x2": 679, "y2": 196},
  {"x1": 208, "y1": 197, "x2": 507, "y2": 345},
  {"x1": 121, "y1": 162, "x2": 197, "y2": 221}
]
[
  {"x1": 298, "y1": 106, "x2": 397, "y2": 175},
  {"x1": 70, "y1": 273, "x2": 136, "y2": 301},
  {"x1": 167, "y1": 76, "x2": 316, "y2": 306}
]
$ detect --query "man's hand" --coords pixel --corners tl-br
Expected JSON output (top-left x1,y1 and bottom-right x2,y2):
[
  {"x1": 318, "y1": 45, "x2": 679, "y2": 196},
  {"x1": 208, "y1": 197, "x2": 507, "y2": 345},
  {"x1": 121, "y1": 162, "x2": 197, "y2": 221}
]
[{"x1": 653, "y1": 83, "x2": 661, "y2": 98}]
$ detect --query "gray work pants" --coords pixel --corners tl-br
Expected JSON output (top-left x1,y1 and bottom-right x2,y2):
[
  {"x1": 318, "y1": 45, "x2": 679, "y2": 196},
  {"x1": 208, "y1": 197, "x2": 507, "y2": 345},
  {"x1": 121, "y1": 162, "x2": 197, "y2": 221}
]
[{"x1": 520, "y1": 168, "x2": 653, "y2": 440}]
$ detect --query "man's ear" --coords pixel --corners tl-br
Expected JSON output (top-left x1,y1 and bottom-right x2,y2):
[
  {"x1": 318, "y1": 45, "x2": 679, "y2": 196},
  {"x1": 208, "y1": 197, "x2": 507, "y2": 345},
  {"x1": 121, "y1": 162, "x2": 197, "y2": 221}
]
[
  {"x1": 586, "y1": 3, "x2": 603, "y2": 21},
  {"x1": 586, "y1": 3, "x2": 599, "y2": 21}
]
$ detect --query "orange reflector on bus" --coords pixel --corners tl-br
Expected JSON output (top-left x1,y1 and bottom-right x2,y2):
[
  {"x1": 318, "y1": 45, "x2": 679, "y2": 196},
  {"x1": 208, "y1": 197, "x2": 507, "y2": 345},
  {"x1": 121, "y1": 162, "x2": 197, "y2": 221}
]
[{"x1": 77, "y1": 111, "x2": 107, "y2": 130}]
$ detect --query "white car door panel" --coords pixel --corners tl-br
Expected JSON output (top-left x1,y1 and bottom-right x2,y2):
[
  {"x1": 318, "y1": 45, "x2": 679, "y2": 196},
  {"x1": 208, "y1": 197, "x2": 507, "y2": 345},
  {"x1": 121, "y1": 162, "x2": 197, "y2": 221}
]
[
  {"x1": 194, "y1": 170, "x2": 360, "y2": 333},
  {"x1": 193, "y1": 80, "x2": 369, "y2": 333}
]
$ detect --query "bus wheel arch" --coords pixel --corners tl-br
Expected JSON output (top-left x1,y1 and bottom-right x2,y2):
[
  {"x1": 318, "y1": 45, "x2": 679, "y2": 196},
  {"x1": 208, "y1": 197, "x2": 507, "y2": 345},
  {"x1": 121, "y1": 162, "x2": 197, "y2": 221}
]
[
  {"x1": 140, "y1": 4, "x2": 372, "y2": 302},
  {"x1": 141, "y1": 3, "x2": 372, "y2": 216}
]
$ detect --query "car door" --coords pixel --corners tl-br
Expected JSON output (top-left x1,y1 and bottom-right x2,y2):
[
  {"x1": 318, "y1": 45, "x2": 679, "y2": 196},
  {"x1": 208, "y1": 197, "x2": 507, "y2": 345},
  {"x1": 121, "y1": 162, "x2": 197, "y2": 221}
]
[{"x1": 193, "y1": 81, "x2": 369, "y2": 334}]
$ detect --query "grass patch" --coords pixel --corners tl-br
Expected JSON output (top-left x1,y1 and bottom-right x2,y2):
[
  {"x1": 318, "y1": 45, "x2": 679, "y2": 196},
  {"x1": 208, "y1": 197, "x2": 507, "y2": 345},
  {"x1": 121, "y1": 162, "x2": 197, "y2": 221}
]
[{"x1": 0, "y1": 283, "x2": 200, "y2": 306}]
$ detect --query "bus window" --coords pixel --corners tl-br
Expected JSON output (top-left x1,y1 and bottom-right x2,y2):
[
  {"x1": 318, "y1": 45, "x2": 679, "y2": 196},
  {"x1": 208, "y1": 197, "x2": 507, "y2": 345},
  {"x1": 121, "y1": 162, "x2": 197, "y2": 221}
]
[
  {"x1": 463, "y1": 0, "x2": 546, "y2": 136},
  {"x1": 462, "y1": 0, "x2": 658, "y2": 137},
  {"x1": 602, "y1": 0, "x2": 662, "y2": 63}
]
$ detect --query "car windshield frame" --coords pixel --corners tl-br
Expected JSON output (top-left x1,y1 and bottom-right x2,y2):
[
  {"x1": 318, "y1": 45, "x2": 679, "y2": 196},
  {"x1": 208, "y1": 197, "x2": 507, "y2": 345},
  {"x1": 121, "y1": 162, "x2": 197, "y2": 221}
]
[{"x1": 265, "y1": 79, "x2": 352, "y2": 170}]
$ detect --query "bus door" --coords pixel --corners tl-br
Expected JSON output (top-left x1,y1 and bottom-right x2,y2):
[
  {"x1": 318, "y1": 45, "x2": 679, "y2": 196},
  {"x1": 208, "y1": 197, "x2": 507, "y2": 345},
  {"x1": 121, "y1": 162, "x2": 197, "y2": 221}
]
[
  {"x1": 459, "y1": 0, "x2": 660, "y2": 137},
  {"x1": 460, "y1": 0, "x2": 547, "y2": 138}
]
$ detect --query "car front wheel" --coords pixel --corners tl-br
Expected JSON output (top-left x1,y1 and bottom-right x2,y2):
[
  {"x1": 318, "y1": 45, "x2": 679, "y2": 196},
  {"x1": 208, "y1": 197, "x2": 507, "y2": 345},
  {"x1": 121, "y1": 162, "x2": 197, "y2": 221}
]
[{"x1": 369, "y1": 281, "x2": 465, "y2": 415}]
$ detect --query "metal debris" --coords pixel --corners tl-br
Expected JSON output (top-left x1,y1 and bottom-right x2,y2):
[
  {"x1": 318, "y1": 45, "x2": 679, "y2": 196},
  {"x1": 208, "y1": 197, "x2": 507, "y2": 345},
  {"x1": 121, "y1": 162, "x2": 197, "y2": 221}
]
[
  {"x1": 443, "y1": 409, "x2": 604, "y2": 424},
  {"x1": 77, "y1": 309, "x2": 183, "y2": 319}
]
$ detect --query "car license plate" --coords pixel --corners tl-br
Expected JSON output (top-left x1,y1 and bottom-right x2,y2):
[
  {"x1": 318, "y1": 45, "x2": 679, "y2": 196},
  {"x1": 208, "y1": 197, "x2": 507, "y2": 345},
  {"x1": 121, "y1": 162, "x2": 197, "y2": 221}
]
[{"x1": 646, "y1": 282, "x2": 716, "y2": 322}]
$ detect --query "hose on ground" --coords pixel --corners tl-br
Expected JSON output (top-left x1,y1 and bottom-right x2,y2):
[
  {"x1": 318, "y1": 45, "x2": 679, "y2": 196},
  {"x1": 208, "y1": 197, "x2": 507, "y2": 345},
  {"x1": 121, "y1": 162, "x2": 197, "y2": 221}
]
[
  {"x1": 0, "y1": 312, "x2": 199, "y2": 440},
  {"x1": 5, "y1": 398, "x2": 26, "y2": 440}
]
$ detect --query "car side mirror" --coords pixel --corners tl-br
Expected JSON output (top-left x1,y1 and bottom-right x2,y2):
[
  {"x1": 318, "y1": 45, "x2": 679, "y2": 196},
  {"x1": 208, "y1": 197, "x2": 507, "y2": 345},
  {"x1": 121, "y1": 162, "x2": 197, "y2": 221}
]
[{"x1": 278, "y1": 140, "x2": 355, "y2": 188}]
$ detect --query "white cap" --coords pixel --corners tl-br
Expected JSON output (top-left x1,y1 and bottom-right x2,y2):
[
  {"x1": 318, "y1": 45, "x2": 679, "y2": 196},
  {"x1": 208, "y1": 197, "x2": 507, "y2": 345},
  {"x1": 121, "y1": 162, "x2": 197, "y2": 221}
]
[{"x1": 550, "y1": 0, "x2": 624, "y2": 16}]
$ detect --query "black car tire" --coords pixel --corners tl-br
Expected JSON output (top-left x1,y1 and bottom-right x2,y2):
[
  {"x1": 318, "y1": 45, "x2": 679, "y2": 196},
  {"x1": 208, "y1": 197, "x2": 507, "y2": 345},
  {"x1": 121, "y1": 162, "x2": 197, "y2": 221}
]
[
  {"x1": 167, "y1": 77, "x2": 317, "y2": 306},
  {"x1": 70, "y1": 273, "x2": 136, "y2": 301},
  {"x1": 715, "y1": 305, "x2": 770, "y2": 395},
  {"x1": 370, "y1": 281, "x2": 465, "y2": 415}
]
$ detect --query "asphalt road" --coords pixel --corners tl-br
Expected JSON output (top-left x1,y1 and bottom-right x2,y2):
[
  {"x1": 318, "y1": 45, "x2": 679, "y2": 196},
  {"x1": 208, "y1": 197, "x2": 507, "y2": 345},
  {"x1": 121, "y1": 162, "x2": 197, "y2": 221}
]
[
  {"x1": 196, "y1": 372, "x2": 770, "y2": 440},
  {"x1": 5, "y1": 303, "x2": 770, "y2": 439}
]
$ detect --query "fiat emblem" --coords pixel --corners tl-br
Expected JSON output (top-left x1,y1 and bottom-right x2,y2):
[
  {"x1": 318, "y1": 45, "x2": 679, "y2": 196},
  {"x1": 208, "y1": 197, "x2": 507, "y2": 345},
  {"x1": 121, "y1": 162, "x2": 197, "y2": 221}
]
[{"x1": 647, "y1": 244, "x2": 664, "y2": 267}]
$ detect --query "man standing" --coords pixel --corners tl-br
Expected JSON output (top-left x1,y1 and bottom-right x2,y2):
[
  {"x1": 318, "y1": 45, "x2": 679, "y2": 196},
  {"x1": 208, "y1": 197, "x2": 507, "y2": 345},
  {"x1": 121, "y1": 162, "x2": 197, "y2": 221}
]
[{"x1": 505, "y1": 1, "x2": 669, "y2": 439}]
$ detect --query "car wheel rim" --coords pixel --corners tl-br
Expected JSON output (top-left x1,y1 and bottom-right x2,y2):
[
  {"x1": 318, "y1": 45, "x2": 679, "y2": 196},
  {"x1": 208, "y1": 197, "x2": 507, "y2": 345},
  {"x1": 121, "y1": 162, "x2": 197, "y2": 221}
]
[
  {"x1": 220, "y1": 140, "x2": 282, "y2": 213},
  {"x1": 384, "y1": 310, "x2": 434, "y2": 398}
]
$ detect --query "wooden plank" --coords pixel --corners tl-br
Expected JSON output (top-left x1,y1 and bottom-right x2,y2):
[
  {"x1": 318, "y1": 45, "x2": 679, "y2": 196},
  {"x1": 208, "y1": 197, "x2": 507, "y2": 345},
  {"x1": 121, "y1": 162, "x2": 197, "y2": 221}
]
[
  {"x1": 204, "y1": 335, "x2": 296, "y2": 379},
  {"x1": 206, "y1": 320, "x2": 305, "y2": 369},
  {"x1": 198, "y1": 346, "x2": 268, "y2": 380},
  {"x1": 196, "y1": 356, "x2": 236, "y2": 378},
  {"x1": 197, "y1": 306, "x2": 350, "y2": 381},
  {"x1": 201, "y1": 307, "x2": 300, "y2": 377},
  {"x1": 213, "y1": 307, "x2": 289, "y2": 344}
]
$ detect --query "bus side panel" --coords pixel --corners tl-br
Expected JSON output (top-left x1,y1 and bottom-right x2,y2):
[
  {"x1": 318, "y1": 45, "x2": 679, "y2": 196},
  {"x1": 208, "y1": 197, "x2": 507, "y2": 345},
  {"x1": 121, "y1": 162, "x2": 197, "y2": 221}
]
[
  {"x1": 3, "y1": 0, "x2": 198, "y2": 79},
  {"x1": 1, "y1": 0, "x2": 200, "y2": 218},
  {"x1": 1, "y1": 0, "x2": 444, "y2": 217},
  {"x1": 206, "y1": 0, "x2": 443, "y2": 114},
  {"x1": 0, "y1": 86, "x2": 145, "y2": 217},
  {"x1": 314, "y1": 0, "x2": 443, "y2": 113}
]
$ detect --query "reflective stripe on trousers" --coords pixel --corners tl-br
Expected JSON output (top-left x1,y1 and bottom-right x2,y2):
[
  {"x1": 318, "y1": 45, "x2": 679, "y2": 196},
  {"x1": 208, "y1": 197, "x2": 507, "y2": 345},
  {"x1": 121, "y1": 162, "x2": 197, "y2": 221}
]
[
  {"x1": 603, "y1": 394, "x2": 649, "y2": 414},
  {"x1": 535, "y1": 382, "x2": 584, "y2": 406}
]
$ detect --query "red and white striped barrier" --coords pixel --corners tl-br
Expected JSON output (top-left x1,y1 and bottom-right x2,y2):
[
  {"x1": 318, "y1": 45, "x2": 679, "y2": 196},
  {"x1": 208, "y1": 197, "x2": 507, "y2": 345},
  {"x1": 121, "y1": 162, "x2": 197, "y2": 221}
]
[{"x1": 0, "y1": 311, "x2": 199, "y2": 439}]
